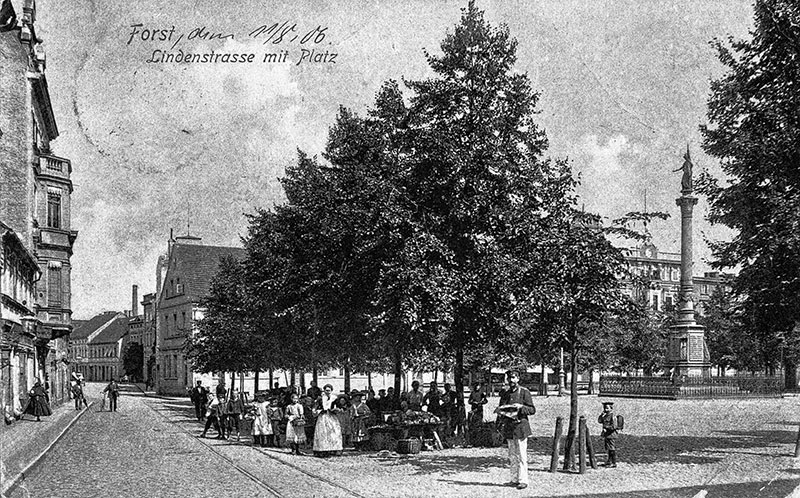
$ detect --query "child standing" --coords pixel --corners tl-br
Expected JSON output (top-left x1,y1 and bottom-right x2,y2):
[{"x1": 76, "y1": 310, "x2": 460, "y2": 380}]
[
  {"x1": 285, "y1": 393, "x2": 307, "y2": 455},
  {"x1": 349, "y1": 391, "x2": 371, "y2": 451},
  {"x1": 268, "y1": 398, "x2": 284, "y2": 447},
  {"x1": 251, "y1": 393, "x2": 272, "y2": 447},
  {"x1": 598, "y1": 401, "x2": 619, "y2": 467}
]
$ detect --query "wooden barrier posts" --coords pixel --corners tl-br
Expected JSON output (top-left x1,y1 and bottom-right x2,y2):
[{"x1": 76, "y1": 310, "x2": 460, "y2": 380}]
[
  {"x1": 578, "y1": 416, "x2": 587, "y2": 474},
  {"x1": 794, "y1": 423, "x2": 800, "y2": 458},
  {"x1": 550, "y1": 416, "x2": 563, "y2": 473},
  {"x1": 586, "y1": 421, "x2": 597, "y2": 469}
]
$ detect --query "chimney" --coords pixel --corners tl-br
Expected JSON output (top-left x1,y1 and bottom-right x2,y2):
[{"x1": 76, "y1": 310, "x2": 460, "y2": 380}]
[{"x1": 132, "y1": 284, "x2": 139, "y2": 317}]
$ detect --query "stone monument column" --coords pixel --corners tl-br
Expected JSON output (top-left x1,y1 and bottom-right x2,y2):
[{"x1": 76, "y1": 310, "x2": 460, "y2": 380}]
[{"x1": 668, "y1": 148, "x2": 711, "y2": 377}]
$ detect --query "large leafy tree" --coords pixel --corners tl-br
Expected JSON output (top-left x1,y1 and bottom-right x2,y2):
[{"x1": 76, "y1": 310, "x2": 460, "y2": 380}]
[{"x1": 698, "y1": 0, "x2": 800, "y2": 387}]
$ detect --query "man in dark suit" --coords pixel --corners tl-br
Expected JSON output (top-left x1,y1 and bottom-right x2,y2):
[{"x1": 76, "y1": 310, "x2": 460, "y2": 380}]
[
  {"x1": 190, "y1": 380, "x2": 208, "y2": 421},
  {"x1": 103, "y1": 378, "x2": 120, "y2": 412},
  {"x1": 497, "y1": 370, "x2": 536, "y2": 490}
]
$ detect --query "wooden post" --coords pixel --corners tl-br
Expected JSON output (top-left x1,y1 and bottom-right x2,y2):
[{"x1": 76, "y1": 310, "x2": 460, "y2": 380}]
[
  {"x1": 586, "y1": 422, "x2": 597, "y2": 469},
  {"x1": 550, "y1": 416, "x2": 564, "y2": 473},
  {"x1": 578, "y1": 416, "x2": 587, "y2": 474},
  {"x1": 794, "y1": 424, "x2": 800, "y2": 457}
]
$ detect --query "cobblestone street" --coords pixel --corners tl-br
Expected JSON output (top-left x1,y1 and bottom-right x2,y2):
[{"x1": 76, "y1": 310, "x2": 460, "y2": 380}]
[
  {"x1": 5, "y1": 384, "x2": 800, "y2": 498},
  {"x1": 7, "y1": 384, "x2": 355, "y2": 498}
]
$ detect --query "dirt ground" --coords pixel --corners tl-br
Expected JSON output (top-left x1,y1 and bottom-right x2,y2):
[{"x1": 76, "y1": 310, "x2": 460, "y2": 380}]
[{"x1": 252, "y1": 394, "x2": 800, "y2": 497}]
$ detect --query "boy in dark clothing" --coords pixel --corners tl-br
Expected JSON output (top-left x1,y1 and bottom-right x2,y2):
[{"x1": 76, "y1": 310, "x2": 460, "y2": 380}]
[{"x1": 598, "y1": 401, "x2": 619, "y2": 467}]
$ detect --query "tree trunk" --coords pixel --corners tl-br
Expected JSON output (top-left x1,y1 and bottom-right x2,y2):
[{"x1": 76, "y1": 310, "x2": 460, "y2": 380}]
[
  {"x1": 313, "y1": 364, "x2": 319, "y2": 385},
  {"x1": 269, "y1": 368, "x2": 274, "y2": 389},
  {"x1": 394, "y1": 348, "x2": 403, "y2": 400},
  {"x1": 563, "y1": 346, "x2": 579, "y2": 471},
  {"x1": 588, "y1": 368, "x2": 594, "y2": 395},
  {"x1": 344, "y1": 363, "x2": 351, "y2": 394},
  {"x1": 454, "y1": 346, "x2": 466, "y2": 435},
  {"x1": 254, "y1": 370, "x2": 259, "y2": 393},
  {"x1": 367, "y1": 372, "x2": 372, "y2": 391},
  {"x1": 784, "y1": 357, "x2": 797, "y2": 390},
  {"x1": 540, "y1": 360, "x2": 547, "y2": 396}
]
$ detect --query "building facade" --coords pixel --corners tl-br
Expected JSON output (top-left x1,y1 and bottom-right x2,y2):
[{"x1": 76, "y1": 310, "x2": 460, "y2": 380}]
[
  {"x1": 70, "y1": 312, "x2": 127, "y2": 381},
  {"x1": 155, "y1": 235, "x2": 245, "y2": 395},
  {"x1": 141, "y1": 292, "x2": 156, "y2": 386},
  {"x1": 621, "y1": 241, "x2": 732, "y2": 315},
  {"x1": 0, "y1": 0, "x2": 76, "y2": 409},
  {"x1": 0, "y1": 224, "x2": 40, "y2": 417}
]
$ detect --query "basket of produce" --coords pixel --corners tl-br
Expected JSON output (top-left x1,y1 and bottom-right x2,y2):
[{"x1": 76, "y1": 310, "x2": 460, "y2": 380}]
[{"x1": 397, "y1": 438, "x2": 422, "y2": 454}]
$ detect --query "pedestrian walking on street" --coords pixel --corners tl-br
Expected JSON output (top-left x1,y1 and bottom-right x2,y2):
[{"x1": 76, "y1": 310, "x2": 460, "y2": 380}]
[
  {"x1": 599, "y1": 401, "x2": 620, "y2": 468},
  {"x1": 201, "y1": 394, "x2": 224, "y2": 439},
  {"x1": 103, "y1": 378, "x2": 120, "y2": 412},
  {"x1": 495, "y1": 370, "x2": 536, "y2": 490},
  {"x1": 23, "y1": 379, "x2": 52, "y2": 422},
  {"x1": 285, "y1": 393, "x2": 307, "y2": 455},
  {"x1": 190, "y1": 380, "x2": 208, "y2": 421},
  {"x1": 71, "y1": 381, "x2": 88, "y2": 410}
]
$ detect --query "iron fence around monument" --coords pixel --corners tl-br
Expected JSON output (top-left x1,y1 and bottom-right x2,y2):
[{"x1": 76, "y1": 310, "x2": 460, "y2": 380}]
[{"x1": 599, "y1": 375, "x2": 783, "y2": 399}]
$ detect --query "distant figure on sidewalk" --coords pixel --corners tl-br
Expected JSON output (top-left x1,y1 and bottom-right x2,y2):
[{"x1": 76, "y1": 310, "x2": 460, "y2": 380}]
[
  {"x1": 103, "y1": 378, "x2": 120, "y2": 412},
  {"x1": 251, "y1": 393, "x2": 272, "y2": 447},
  {"x1": 24, "y1": 379, "x2": 52, "y2": 422},
  {"x1": 190, "y1": 380, "x2": 208, "y2": 421},
  {"x1": 71, "y1": 381, "x2": 89, "y2": 410},
  {"x1": 599, "y1": 401, "x2": 620, "y2": 468},
  {"x1": 496, "y1": 370, "x2": 535, "y2": 490}
]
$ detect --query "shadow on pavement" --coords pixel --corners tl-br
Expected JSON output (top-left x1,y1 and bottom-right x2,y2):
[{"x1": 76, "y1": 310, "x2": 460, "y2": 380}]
[
  {"x1": 552, "y1": 478, "x2": 799, "y2": 498},
  {"x1": 400, "y1": 454, "x2": 509, "y2": 476}
]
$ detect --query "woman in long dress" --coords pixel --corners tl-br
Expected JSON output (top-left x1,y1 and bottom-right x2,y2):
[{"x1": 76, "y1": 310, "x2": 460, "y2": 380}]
[
  {"x1": 313, "y1": 384, "x2": 343, "y2": 457},
  {"x1": 349, "y1": 391, "x2": 371, "y2": 450},
  {"x1": 251, "y1": 394, "x2": 273, "y2": 447},
  {"x1": 284, "y1": 393, "x2": 307, "y2": 455},
  {"x1": 24, "y1": 379, "x2": 51, "y2": 422}
]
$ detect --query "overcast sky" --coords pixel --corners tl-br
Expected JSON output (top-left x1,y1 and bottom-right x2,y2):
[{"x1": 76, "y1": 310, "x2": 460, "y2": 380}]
[{"x1": 35, "y1": 0, "x2": 755, "y2": 319}]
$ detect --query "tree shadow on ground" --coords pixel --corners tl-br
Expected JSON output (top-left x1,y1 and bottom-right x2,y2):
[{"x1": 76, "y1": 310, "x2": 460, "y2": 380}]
[
  {"x1": 575, "y1": 427, "x2": 800, "y2": 466},
  {"x1": 552, "y1": 478, "x2": 799, "y2": 498},
  {"x1": 391, "y1": 454, "x2": 509, "y2": 476}
]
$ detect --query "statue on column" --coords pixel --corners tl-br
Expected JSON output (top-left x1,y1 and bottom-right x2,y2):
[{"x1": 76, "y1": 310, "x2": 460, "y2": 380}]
[{"x1": 673, "y1": 146, "x2": 693, "y2": 193}]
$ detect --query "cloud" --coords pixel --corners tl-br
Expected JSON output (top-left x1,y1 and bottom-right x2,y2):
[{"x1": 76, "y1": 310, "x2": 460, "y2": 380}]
[{"x1": 582, "y1": 134, "x2": 630, "y2": 175}]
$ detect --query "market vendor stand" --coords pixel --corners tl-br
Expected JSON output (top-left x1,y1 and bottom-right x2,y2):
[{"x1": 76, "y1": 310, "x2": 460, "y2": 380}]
[{"x1": 368, "y1": 410, "x2": 443, "y2": 453}]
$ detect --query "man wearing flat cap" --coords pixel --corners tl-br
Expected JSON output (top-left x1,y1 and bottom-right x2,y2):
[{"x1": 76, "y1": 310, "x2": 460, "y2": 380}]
[{"x1": 496, "y1": 370, "x2": 536, "y2": 489}]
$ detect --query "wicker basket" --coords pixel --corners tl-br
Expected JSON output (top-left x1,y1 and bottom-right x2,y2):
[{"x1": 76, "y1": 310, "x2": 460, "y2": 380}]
[{"x1": 397, "y1": 438, "x2": 422, "y2": 454}]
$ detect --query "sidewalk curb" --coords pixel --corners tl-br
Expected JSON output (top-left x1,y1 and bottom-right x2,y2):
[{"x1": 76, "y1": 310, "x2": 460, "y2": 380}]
[{"x1": 1, "y1": 401, "x2": 95, "y2": 497}]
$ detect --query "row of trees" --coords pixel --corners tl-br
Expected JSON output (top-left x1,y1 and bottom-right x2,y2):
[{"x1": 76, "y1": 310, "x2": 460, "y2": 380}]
[
  {"x1": 698, "y1": 0, "x2": 800, "y2": 387},
  {"x1": 184, "y1": 2, "x2": 665, "y2": 452}
]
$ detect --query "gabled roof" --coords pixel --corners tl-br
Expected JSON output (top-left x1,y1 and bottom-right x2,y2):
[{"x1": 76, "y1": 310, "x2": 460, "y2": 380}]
[
  {"x1": 71, "y1": 312, "x2": 119, "y2": 340},
  {"x1": 92, "y1": 315, "x2": 129, "y2": 345},
  {"x1": 167, "y1": 243, "x2": 246, "y2": 301}
]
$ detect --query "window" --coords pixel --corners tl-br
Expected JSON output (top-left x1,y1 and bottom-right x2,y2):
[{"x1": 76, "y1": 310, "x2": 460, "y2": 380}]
[
  {"x1": 665, "y1": 296, "x2": 673, "y2": 309},
  {"x1": 47, "y1": 191, "x2": 61, "y2": 228},
  {"x1": 181, "y1": 311, "x2": 186, "y2": 330},
  {"x1": 652, "y1": 294, "x2": 659, "y2": 311},
  {"x1": 48, "y1": 266, "x2": 62, "y2": 307},
  {"x1": 173, "y1": 313, "x2": 177, "y2": 333}
]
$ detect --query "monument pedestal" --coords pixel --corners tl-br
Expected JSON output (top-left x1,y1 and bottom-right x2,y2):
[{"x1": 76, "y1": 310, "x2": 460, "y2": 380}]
[{"x1": 668, "y1": 321, "x2": 711, "y2": 377}]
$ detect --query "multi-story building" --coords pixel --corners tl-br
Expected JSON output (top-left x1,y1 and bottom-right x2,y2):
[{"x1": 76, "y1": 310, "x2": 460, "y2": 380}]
[
  {"x1": 0, "y1": 223, "x2": 40, "y2": 417},
  {"x1": 620, "y1": 241, "x2": 733, "y2": 315},
  {"x1": 70, "y1": 312, "x2": 128, "y2": 381},
  {"x1": 0, "y1": 0, "x2": 76, "y2": 407},
  {"x1": 155, "y1": 235, "x2": 245, "y2": 395}
]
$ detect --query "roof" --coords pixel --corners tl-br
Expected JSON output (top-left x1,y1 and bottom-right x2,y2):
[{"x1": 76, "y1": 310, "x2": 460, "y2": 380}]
[
  {"x1": 92, "y1": 315, "x2": 130, "y2": 344},
  {"x1": 71, "y1": 312, "x2": 119, "y2": 340},
  {"x1": 169, "y1": 243, "x2": 246, "y2": 301}
]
